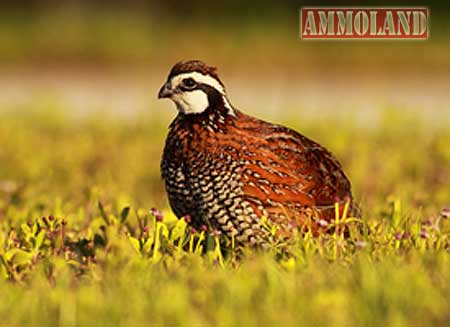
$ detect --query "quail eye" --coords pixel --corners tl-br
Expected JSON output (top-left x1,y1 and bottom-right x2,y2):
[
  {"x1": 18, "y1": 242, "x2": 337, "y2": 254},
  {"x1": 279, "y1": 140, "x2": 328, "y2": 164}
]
[{"x1": 182, "y1": 78, "x2": 196, "y2": 89}]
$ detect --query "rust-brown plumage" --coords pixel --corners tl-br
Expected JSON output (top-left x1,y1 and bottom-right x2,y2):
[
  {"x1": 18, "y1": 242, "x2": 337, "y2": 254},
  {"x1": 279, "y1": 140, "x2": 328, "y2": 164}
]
[{"x1": 159, "y1": 60, "x2": 359, "y2": 246}]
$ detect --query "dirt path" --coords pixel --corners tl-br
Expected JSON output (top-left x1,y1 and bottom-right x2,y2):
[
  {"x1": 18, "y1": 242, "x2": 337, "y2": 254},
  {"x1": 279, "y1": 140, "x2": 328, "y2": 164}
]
[{"x1": 1, "y1": 67, "x2": 449, "y2": 127}]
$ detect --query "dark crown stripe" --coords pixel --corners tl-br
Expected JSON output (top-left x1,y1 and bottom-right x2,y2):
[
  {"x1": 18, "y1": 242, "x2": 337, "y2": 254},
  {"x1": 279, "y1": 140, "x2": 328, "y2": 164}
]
[{"x1": 169, "y1": 60, "x2": 224, "y2": 86}]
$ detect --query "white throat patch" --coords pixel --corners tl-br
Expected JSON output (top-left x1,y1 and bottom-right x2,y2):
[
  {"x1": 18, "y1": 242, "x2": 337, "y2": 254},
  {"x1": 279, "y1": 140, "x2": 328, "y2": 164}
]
[
  {"x1": 169, "y1": 72, "x2": 235, "y2": 115},
  {"x1": 172, "y1": 89, "x2": 208, "y2": 114}
]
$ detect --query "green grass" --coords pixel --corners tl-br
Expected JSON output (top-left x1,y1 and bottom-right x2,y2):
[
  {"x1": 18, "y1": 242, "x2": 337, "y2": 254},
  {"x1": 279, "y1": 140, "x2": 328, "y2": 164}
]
[
  {"x1": 0, "y1": 108, "x2": 449, "y2": 326},
  {"x1": 2, "y1": 7, "x2": 450, "y2": 73}
]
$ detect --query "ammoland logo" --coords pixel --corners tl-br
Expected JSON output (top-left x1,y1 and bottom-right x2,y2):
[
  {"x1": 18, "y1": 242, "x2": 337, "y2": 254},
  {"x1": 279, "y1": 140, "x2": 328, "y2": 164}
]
[{"x1": 300, "y1": 7, "x2": 429, "y2": 40}]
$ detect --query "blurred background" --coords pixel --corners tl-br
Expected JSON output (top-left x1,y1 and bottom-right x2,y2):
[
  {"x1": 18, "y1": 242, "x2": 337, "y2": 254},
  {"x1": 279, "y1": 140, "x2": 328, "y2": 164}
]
[
  {"x1": 0, "y1": 1, "x2": 449, "y2": 215},
  {"x1": 1, "y1": 0, "x2": 449, "y2": 124}
]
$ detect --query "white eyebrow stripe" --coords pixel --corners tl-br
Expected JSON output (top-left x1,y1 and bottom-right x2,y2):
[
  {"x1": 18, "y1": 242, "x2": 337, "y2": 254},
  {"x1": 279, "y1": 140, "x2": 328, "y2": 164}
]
[
  {"x1": 169, "y1": 70, "x2": 236, "y2": 116},
  {"x1": 170, "y1": 72, "x2": 225, "y2": 94}
]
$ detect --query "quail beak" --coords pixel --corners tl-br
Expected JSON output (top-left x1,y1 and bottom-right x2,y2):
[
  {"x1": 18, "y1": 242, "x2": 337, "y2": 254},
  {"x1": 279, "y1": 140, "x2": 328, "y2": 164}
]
[{"x1": 158, "y1": 82, "x2": 172, "y2": 99}]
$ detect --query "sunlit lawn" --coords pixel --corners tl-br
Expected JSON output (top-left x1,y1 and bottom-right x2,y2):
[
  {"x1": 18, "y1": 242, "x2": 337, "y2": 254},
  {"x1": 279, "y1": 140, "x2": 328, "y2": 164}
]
[{"x1": 0, "y1": 107, "x2": 449, "y2": 326}]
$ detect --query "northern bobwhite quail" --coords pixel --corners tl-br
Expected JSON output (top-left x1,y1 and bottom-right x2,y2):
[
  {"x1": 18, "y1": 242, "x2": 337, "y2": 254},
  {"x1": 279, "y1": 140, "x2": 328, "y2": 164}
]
[{"x1": 159, "y1": 60, "x2": 359, "y2": 246}]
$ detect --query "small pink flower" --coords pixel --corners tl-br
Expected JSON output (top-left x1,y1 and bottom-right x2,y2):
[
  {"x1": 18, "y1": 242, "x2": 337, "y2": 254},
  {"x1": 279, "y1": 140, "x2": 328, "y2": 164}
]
[
  {"x1": 419, "y1": 228, "x2": 429, "y2": 239},
  {"x1": 212, "y1": 229, "x2": 222, "y2": 237},
  {"x1": 184, "y1": 214, "x2": 192, "y2": 223},
  {"x1": 150, "y1": 208, "x2": 163, "y2": 222}
]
